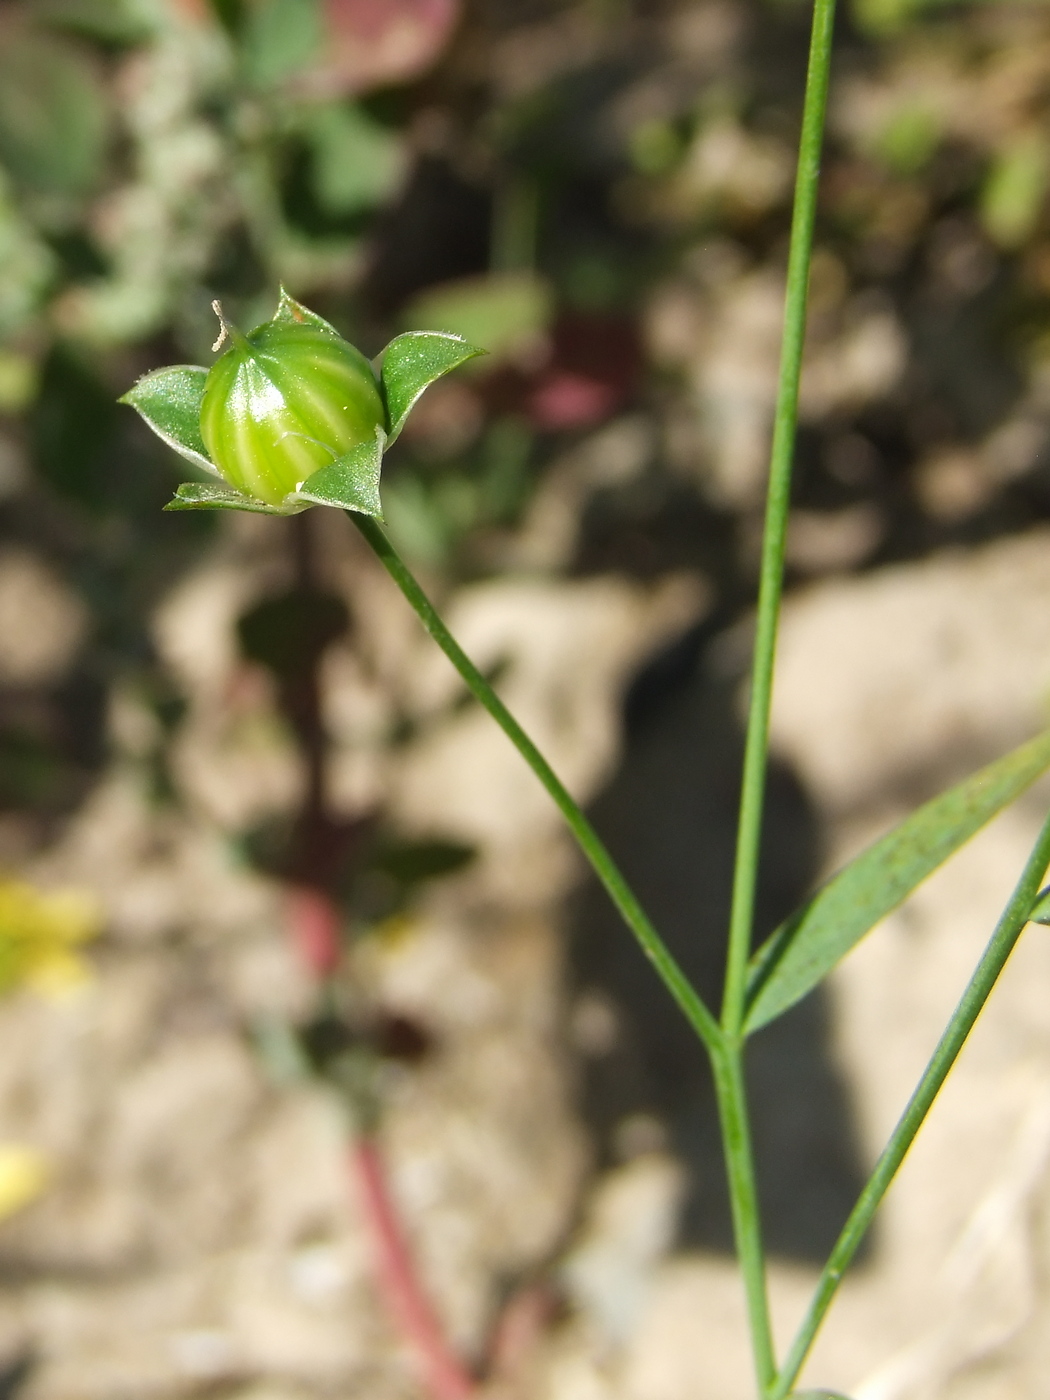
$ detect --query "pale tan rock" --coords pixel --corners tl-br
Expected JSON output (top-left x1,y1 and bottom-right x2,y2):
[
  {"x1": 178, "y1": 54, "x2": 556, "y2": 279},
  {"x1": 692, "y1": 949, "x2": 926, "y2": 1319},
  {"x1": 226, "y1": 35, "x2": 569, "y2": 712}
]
[
  {"x1": 0, "y1": 549, "x2": 86, "y2": 686},
  {"x1": 388, "y1": 573, "x2": 704, "y2": 906},
  {"x1": 770, "y1": 528, "x2": 1050, "y2": 813}
]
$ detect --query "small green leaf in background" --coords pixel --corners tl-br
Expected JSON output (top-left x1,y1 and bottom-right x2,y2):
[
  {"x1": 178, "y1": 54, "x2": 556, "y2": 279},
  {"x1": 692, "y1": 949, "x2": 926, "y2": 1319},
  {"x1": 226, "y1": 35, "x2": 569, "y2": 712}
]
[
  {"x1": 241, "y1": 0, "x2": 323, "y2": 88},
  {"x1": 0, "y1": 173, "x2": 56, "y2": 337},
  {"x1": 628, "y1": 118, "x2": 685, "y2": 176},
  {"x1": 0, "y1": 29, "x2": 109, "y2": 196},
  {"x1": 981, "y1": 132, "x2": 1049, "y2": 250},
  {"x1": 379, "y1": 332, "x2": 486, "y2": 445},
  {"x1": 380, "y1": 473, "x2": 451, "y2": 568},
  {"x1": 850, "y1": 0, "x2": 921, "y2": 37},
  {"x1": 744, "y1": 728, "x2": 1050, "y2": 1034},
  {"x1": 873, "y1": 101, "x2": 941, "y2": 176},
  {"x1": 370, "y1": 838, "x2": 476, "y2": 884},
  {"x1": 163, "y1": 481, "x2": 299, "y2": 515},
  {"x1": 298, "y1": 103, "x2": 407, "y2": 218},
  {"x1": 0, "y1": 351, "x2": 38, "y2": 414},
  {"x1": 119, "y1": 366, "x2": 215, "y2": 476},
  {"x1": 290, "y1": 429, "x2": 385, "y2": 517},
  {"x1": 403, "y1": 270, "x2": 552, "y2": 367},
  {"x1": 30, "y1": 0, "x2": 155, "y2": 45}
]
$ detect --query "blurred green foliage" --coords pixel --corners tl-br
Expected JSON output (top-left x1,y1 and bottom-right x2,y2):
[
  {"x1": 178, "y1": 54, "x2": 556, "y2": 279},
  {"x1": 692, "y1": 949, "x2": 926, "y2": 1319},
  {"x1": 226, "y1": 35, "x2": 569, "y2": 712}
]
[
  {"x1": 2, "y1": 0, "x2": 1050, "y2": 843},
  {"x1": 0, "y1": 29, "x2": 108, "y2": 197}
]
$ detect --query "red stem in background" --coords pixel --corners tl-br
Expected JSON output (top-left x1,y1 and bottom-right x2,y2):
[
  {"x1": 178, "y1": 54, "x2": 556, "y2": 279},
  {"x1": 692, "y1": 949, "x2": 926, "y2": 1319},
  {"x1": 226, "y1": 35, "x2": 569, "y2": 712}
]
[
  {"x1": 351, "y1": 1137, "x2": 476, "y2": 1400},
  {"x1": 285, "y1": 885, "x2": 343, "y2": 977},
  {"x1": 285, "y1": 892, "x2": 474, "y2": 1399},
  {"x1": 275, "y1": 517, "x2": 475, "y2": 1400},
  {"x1": 483, "y1": 1280, "x2": 553, "y2": 1385}
]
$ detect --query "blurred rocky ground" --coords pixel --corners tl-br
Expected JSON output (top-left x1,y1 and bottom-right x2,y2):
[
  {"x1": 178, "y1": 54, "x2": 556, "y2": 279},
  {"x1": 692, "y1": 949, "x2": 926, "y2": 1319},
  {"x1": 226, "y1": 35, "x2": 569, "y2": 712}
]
[{"x1": 5, "y1": 0, "x2": 1050, "y2": 1398}]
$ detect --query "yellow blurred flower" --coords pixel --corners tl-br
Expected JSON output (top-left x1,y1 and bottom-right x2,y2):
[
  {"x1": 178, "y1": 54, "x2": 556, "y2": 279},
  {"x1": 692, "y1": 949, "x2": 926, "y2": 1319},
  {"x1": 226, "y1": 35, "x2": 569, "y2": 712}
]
[
  {"x1": 0, "y1": 880, "x2": 101, "y2": 998},
  {"x1": 0, "y1": 1145, "x2": 48, "y2": 1222}
]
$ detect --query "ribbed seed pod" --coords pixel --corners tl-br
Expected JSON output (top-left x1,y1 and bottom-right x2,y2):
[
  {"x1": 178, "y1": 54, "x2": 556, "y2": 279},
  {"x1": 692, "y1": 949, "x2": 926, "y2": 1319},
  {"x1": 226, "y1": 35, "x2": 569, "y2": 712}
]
[{"x1": 200, "y1": 307, "x2": 386, "y2": 506}]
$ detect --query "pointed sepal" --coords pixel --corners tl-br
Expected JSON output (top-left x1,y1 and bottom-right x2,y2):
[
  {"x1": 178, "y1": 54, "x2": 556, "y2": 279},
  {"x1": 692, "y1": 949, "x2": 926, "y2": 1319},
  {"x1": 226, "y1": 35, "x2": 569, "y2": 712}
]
[
  {"x1": 289, "y1": 428, "x2": 385, "y2": 517},
  {"x1": 378, "y1": 331, "x2": 486, "y2": 445},
  {"x1": 119, "y1": 366, "x2": 218, "y2": 476},
  {"x1": 163, "y1": 481, "x2": 307, "y2": 515},
  {"x1": 272, "y1": 285, "x2": 342, "y2": 338}
]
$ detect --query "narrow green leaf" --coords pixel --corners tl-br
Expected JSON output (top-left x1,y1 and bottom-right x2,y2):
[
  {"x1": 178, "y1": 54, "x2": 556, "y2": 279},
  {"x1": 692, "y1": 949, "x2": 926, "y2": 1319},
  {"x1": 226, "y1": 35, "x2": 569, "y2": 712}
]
[
  {"x1": 290, "y1": 429, "x2": 385, "y2": 517},
  {"x1": 744, "y1": 728, "x2": 1050, "y2": 1034},
  {"x1": 1028, "y1": 885, "x2": 1050, "y2": 924},
  {"x1": 163, "y1": 482, "x2": 302, "y2": 515},
  {"x1": 378, "y1": 331, "x2": 486, "y2": 445},
  {"x1": 120, "y1": 366, "x2": 216, "y2": 476}
]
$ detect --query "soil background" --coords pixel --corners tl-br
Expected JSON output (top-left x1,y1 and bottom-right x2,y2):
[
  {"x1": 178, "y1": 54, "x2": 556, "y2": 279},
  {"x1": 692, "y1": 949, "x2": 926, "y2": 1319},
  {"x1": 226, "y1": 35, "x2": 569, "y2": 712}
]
[{"x1": 4, "y1": 0, "x2": 1050, "y2": 1397}]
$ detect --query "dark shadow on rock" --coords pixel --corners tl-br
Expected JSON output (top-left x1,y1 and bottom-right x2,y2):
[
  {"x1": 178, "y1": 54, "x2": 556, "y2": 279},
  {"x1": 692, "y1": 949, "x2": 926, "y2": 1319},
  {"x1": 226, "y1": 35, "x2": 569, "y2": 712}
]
[
  {"x1": 568, "y1": 622, "x2": 868, "y2": 1262},
  {"x1": 0, "y1": 1354, "x2": 33, "y2": 1400}
]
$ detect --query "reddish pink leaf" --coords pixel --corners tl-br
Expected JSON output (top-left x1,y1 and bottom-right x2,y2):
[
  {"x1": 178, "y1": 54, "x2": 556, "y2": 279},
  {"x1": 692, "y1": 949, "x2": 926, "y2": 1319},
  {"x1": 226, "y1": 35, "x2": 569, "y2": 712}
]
[
  {"x1": 310, "y1": 0, "x2": 460, "y2": 96},
  {"x1": 527, "y1": 373, "x2": 620, "y2": 431},
  {"x1": 286, "y1": 885, "x2": 342, "y2": 976}
]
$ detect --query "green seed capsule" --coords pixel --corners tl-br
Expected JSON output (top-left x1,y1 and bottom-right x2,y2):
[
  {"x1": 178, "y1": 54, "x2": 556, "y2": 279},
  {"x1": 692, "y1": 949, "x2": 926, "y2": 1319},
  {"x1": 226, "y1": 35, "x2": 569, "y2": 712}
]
[{"x1": 199, "y1": 301, "x2": 386, "y2": 507}]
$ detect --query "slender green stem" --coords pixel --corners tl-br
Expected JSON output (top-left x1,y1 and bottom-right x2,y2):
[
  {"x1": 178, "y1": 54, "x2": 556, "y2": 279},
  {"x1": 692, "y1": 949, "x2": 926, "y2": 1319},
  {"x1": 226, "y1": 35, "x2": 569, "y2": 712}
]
[
  {"x1": 712, "y1": 1043, "x2": 777, "y2": 1392},
  {"x1": 351, "y1": 513, "x2": 723, "y2": 1058},
  {"x1": 770, "y1": 804, "x2": 1050, "y2": 1400},
  {"x1": 713, "y1": 3, "x2": 838, "y2": 1389},
  {"x1": 722, "y1": 0, "x2": 839, "y2": 1038}
]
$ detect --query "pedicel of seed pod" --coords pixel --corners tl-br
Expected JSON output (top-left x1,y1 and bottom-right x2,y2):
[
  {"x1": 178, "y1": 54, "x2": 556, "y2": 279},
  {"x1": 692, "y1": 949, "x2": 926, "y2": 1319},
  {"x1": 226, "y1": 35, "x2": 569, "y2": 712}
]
[{"x1": 200, "y1": 300, "x2": 387, "y2": 507}]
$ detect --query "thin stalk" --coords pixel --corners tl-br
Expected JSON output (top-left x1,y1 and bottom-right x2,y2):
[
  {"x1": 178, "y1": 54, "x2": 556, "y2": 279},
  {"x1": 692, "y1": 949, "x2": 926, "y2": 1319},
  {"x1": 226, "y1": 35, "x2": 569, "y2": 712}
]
[
  {"x1": 712, "y1": 1044, "x2": 777, "y2": 1392},
  {"x1": 714, "y1": 2, "x2": 838, "y2": 1387},
  {"x1": 353, "y1": 1138, "x2": 475, "y2": 1400},
  {"x1": 770, "y1": 804, "x2": 1050, "y2": 1400},
  {"x1": 722, "y1": 0, "x2": 839, "y2": 1037},
  {"x1": 492, "y1": 174, "x2": 540, "y2": 273},
  {"x1": 351, "y1": 513, "x2": 723, "y2": 1058}
]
